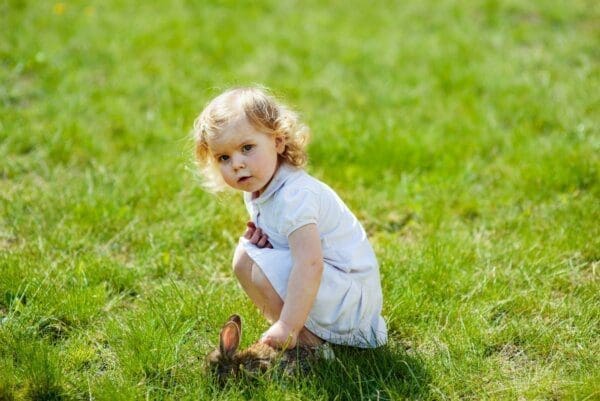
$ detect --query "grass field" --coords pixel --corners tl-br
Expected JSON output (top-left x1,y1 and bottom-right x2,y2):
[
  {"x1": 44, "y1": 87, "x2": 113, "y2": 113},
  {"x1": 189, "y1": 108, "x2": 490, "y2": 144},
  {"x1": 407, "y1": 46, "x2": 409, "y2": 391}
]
[{"x1": 1, "y1": 0, "x2": 599, "y2": 399}]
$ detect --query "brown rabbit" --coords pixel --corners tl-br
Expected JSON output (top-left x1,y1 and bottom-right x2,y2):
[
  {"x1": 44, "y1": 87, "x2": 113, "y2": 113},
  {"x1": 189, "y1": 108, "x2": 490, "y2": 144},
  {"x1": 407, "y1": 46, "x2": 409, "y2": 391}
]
[{"x1": 206, "y1": 314, "x2": 328, "y2": 382}]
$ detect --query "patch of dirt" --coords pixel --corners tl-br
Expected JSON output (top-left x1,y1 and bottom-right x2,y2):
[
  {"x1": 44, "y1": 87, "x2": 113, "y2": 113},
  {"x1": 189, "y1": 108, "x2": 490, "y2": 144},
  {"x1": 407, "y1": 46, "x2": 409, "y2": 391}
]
[
  {"x1": 37, "y1": 316, "x2": 72, "y2": 343},
  {"x1": 485, "y1": 342, "x2": 531, "y2": 374},
  {"x1": 0, "y1": 229, "x2": 19, "y2": 250},
  {"x1": 498, "y1": 343, "x2": 528, "y2": 363}
]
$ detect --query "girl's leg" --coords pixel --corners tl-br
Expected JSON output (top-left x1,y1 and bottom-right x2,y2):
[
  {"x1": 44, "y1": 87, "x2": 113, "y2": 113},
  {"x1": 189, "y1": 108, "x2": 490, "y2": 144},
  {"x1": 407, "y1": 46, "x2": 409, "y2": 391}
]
[
  {"x1": 232, "y1": 245, "x2": 323, "y2": 347},
  {"x1": 232, "y1": 244, "x2": 283, "y2": 323}
]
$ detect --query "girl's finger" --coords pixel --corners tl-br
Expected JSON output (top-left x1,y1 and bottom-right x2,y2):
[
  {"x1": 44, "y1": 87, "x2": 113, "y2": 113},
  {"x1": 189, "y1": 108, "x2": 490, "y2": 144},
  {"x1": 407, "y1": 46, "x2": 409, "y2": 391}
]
[
  {"x1": 257, "y1": 234, "x2": 269, "y2": 248},
  {"x1": 243, "y1": 226, "x2": 255, "y2": 239},
  {"x1": 250, "y1": 228, "x2": 262, "y2": 244},
  {"x1": 260, "y1": 336, "x2": 274, "y2": 347},
  {"x1": 244, "y1": 221, "x2": 256, "y2": 239}
]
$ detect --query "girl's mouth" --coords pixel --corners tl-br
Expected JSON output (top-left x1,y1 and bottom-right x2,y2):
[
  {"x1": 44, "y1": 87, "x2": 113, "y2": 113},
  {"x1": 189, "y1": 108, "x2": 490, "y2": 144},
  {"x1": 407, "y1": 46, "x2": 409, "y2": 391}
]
[{"x1": 238, "y1": 176, "x2": 251, "y2": 183}]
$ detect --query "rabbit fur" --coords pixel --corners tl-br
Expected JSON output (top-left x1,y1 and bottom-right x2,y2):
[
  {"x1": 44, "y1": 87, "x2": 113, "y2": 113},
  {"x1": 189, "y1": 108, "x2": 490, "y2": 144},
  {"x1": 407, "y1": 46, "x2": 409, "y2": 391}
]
[{"x1": 206, "y1": 314, "x2": 320, "y2": 382}]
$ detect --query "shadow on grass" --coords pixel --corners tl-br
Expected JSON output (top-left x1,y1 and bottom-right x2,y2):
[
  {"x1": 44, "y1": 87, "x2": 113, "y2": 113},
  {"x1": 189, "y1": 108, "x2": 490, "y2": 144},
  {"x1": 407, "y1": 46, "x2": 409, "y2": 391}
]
[
  {"x1": 207, "y1": 343, "x2": 430, "y2": 401},
  {"x1": 311, "y1": 344, "x2": 430, "y2": 400}
]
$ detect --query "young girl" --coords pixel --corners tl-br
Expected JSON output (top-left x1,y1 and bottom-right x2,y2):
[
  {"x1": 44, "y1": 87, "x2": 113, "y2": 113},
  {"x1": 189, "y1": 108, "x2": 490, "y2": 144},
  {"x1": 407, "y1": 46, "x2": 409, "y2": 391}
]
[{"x1": 193, "y1": 87, "x2": 387, "y2": 350}]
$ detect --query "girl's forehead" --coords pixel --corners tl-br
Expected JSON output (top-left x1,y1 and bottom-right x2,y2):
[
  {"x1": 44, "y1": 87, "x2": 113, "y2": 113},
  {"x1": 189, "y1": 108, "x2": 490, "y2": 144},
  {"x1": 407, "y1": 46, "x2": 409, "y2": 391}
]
[{"x1": 208, "y1": 117, "x2": 260, "y2": 150}]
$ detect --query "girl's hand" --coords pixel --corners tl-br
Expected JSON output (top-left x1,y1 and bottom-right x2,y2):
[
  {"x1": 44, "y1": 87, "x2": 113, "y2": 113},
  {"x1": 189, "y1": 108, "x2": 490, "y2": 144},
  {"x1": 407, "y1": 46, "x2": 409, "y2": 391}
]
[
  {"x1": 244, "y1": 221, "x2": 272, "y2": 248},
  {"x1": 260, "y1": 320, "x2": 298, "y2": 350}
]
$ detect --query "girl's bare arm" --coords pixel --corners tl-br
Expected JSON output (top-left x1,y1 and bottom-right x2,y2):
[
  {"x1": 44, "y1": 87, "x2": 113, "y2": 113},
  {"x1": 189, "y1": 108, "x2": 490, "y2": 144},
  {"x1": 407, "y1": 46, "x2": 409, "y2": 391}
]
[{"x1": 260, "y1": 223, "x2": 323, "y2": 348}]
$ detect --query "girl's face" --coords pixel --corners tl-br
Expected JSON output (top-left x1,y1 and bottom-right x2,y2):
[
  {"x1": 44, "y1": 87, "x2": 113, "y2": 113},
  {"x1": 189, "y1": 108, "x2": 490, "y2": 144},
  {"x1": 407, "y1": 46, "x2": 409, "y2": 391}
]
[{"x1": 207, "y1": 116, "x2": 285, "y2": 195}]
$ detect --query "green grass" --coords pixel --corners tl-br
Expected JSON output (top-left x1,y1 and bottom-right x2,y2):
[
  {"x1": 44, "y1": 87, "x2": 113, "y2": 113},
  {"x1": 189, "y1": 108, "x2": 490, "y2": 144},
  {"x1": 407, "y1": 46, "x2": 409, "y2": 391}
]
[{"x1": 1, "y1": 0, "x2": 598, "y2": 399}]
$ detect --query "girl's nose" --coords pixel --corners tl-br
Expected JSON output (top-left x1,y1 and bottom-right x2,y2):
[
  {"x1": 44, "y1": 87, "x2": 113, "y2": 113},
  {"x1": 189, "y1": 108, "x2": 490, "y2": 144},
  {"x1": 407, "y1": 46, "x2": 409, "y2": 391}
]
[{"x1": 232, "y1": 154, "x2": 245, "y2": 170}]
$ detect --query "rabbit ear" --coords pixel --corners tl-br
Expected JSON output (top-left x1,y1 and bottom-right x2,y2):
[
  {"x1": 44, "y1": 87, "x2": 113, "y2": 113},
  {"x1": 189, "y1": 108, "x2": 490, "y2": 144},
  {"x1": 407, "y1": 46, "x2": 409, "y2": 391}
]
[
  {"x1": 219, "y1": 315, "x2": 242, "y2": 357},
  {"x1": 227, "y1": 314, "x2": 242, "y2": 328}
]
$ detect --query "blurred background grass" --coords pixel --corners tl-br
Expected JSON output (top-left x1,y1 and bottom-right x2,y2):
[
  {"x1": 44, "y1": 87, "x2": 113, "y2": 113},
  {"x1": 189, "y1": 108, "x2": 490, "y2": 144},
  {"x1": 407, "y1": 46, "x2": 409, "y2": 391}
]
[{"x1": 1, "y1": 0, "x2": 599, "y2": 400}]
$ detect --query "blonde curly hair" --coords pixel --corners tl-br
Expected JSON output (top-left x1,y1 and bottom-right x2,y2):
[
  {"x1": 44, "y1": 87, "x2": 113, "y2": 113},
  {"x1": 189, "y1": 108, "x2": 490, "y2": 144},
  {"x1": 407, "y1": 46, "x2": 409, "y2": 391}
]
[{"x1": 192, "y1": 87, "x2": 310, "y2": 192}]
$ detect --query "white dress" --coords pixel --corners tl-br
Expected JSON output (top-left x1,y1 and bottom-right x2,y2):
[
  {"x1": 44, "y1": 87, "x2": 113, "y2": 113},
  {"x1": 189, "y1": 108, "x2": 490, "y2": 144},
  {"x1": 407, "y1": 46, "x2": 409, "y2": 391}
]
[{"x1": 240, "y1": 163, "x2": 387, "y2": 348}]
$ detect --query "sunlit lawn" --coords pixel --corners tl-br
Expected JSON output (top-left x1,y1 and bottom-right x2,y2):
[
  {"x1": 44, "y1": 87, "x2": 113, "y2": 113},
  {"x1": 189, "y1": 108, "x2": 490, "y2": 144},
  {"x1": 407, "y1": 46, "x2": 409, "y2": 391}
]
[{"x1": 1, "y1": 0, "x2": 598, "y2": 399}]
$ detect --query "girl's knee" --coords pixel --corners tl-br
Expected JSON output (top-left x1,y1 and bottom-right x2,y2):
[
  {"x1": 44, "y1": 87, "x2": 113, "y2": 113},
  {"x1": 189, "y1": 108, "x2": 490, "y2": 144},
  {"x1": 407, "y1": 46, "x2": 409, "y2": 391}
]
[
  {"x1": 232, "y1": 247, "x2": 252, "y2": 279},
  {"x1": 231, "y1": 248, "x2": 273, "y2": 293},
  {"x1": 250, "y1": 264, "x2": 270, "y2": 289}
]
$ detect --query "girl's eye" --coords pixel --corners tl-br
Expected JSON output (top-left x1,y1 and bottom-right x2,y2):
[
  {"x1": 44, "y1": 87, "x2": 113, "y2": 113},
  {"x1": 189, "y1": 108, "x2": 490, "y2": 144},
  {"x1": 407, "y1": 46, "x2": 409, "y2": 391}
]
[
  {"x1": 218, "y1": 155, "x2": 229, "y2": 162},
  {"x1": 242, "y1": 144, "x2": 253, "y2": 152}
]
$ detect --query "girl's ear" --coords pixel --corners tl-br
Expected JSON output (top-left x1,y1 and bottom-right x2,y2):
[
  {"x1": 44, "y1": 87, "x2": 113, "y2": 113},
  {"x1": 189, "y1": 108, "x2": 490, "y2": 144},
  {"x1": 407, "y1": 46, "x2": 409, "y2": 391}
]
[
  {"x1": 219, "y1": 315, "x2": 242, "y2": 357},
  {"x1": 274, "y1": 134, "x2": 286, "y2": 154}
]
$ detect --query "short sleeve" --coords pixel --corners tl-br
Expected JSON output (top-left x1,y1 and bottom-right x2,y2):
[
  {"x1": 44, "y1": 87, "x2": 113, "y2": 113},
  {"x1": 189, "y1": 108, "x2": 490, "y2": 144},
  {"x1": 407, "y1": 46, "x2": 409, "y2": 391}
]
[{"x1": 278, "y1": 187, "x2": 320, "y2": 237}]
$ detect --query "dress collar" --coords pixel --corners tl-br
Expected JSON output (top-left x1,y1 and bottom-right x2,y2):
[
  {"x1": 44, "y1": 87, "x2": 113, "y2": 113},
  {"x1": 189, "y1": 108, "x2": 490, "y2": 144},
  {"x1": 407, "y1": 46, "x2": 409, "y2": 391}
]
[{"x1": 245, "y1": 163, "x2": 298, "y2": 204}]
